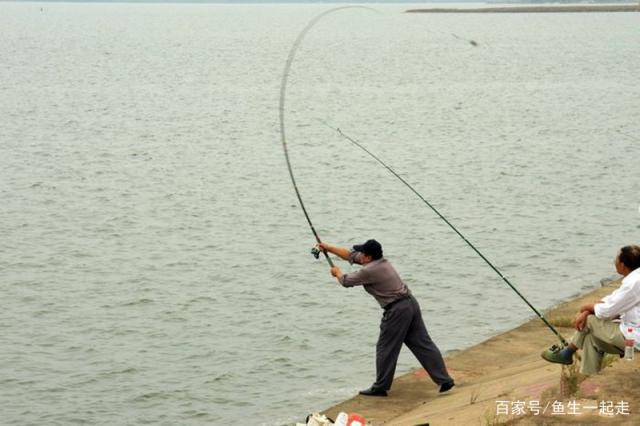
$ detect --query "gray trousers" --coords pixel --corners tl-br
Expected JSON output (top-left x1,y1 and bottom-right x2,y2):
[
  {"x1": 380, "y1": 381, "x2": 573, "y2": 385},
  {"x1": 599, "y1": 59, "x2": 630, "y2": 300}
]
[
  {"x1": 571, "y1": 315, "x2": 625, "y2": 375},
  {"x1": 373, "y1": 295, "x2": 452, "y2": 391}
]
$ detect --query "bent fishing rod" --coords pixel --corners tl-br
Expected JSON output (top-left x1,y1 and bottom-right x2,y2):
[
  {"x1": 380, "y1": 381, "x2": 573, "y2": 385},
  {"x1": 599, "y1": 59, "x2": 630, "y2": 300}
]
[
  {"x1": 279, "y1": 7, "x2": 380, "y2": 267},
  {"x1": 321, "y1": 122, "x2": 568, "y2": 346}
]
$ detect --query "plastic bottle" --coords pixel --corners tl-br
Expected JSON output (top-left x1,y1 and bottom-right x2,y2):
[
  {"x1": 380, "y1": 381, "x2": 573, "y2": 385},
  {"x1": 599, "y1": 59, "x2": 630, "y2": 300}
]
[
  {"x1": 334, "y1": 412, "x2": 348, "y2": 426},
  {"x1": 624, "y1": 327, "x2": 635, "y2": 361}
]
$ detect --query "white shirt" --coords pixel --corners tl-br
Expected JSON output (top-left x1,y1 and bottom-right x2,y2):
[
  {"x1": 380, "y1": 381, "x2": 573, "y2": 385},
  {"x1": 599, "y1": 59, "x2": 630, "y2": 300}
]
[{"x1": 594, "y1": 267, "x2": 640, "y2": 349}]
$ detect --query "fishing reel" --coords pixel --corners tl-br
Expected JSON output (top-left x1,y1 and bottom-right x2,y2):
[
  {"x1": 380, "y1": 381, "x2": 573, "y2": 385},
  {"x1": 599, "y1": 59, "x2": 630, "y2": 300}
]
[
  {"x1": 548, "y1": 343, "x2": 569, "y2": 353},
  {"x1": 310, "y1": 246, "x2": 321, "y2": 259}
]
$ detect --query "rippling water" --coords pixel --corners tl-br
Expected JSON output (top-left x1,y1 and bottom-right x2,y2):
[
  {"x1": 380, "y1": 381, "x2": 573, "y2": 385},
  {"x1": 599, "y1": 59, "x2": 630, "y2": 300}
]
[{"x1": 1, "y1": 2, "x2": 639, "y2": 425}]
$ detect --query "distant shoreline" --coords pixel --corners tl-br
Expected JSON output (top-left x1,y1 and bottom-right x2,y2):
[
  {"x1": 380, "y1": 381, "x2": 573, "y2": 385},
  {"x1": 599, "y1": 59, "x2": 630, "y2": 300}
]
[{"x1": 406, "y1": 5, "x2": 640, "y2": 13}]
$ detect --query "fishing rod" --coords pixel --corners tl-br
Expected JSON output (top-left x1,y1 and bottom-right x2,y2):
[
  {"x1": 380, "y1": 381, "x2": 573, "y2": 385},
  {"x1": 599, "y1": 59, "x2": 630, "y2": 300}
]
[
  {"x1": 320, "y1": 121, "x2": 568, "y2": 346},
  {"x1": 279, "y1": 6, "x2": 380, "y2": 267}
]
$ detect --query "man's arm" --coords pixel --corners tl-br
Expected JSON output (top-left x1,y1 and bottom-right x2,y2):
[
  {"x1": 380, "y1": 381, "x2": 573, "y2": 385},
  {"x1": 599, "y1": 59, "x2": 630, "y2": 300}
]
[
  {"x1": 331, "y1": 266, "x2": 344, "y2": 283},
  {"x1": 575, "y1": 285, "x2": 640, "y2": 330},
  {"x1": 331, "y1": 265, "x2": 369, "y2": 287},
  {"x1": 579, "y1": 303, "x2": 596, "y2": 314},
  {"x1": 575, "y1": 303, "x2": 596, "y2": 330},
  {"x1": 319, "y1": 242, "x2": 351, "y2": 261},
  {"x1": 594, "y1": 284, "x2": 640, "y2": 320}
]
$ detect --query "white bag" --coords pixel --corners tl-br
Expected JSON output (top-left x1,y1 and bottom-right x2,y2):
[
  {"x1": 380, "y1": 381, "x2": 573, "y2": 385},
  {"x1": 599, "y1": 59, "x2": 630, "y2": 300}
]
[{"x1": 298, "y1": 413, "x2": 334, "y2": 426}]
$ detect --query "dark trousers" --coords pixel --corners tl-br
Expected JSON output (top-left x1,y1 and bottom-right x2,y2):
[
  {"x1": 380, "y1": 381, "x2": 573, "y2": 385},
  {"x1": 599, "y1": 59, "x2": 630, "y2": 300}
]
[{"x1": 373, "y1": 295, "x2": 452, "y2": 391}]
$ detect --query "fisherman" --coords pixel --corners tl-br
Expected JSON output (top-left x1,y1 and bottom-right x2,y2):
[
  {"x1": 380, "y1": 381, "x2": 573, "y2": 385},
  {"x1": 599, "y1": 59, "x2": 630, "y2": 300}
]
[
  {"x1": 541, "y1": 245, "x2": 640, "y2": 375},
  {"x1": 318, "y1": 239, "x2": 455, "y2": 396}
]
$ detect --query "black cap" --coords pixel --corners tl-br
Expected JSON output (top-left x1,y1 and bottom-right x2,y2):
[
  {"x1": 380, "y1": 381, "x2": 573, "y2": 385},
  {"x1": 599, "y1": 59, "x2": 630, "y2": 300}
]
[{"x1": 352, "y1": 239, "x2": 383, "y2": 260}]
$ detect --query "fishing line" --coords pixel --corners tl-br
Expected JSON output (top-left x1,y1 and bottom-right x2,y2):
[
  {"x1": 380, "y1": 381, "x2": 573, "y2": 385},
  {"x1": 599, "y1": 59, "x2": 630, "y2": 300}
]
[
  {"x1": 320, "y1": 121, "x2": 568, "y2": 346},
  {"x1": 279, "y1": 6, "x2": 380, "y2": 267},
  {"x1": 279, "y1": 7, "x2": 480, "y2": 267},
  {"x1": 451, "y1": 33, "x2": 479, "y2": 47}
]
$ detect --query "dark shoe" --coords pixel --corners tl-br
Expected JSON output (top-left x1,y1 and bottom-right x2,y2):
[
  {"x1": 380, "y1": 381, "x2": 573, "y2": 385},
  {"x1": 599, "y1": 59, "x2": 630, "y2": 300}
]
[
  {"x1": 541, "y1": 344, "x2": 573, "y2": 365},
  {"x1": 359, "y1": 386, "x2": 387, "y2": 397},
  {"x1": 439, "y1": 380, "x2": 455, "y2": 393}
]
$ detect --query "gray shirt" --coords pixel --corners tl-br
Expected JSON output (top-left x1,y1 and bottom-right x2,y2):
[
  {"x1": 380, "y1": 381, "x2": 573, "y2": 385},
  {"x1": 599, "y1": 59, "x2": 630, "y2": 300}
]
[{"x1": 338, "y1": 251, "x2": 410, "y2": 308}]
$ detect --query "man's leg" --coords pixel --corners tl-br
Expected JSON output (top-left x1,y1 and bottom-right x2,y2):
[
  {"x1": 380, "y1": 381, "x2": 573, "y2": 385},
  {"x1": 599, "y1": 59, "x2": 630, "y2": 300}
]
[
  {"x1": 573, "y1": 315, "x2": 624, "y2": 375},
  {"x1": 372, "y1": 301, "x2": 413, "y2": 391},
  {"x1": 403, "y1": 297, "x2": 453, "y2": 386}
]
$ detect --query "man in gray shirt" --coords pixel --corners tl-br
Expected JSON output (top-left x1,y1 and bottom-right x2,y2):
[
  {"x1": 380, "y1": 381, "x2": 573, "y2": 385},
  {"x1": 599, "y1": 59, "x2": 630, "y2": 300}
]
[{"x1": 319, "y1": 239, "x2": 454, "y2": 397}]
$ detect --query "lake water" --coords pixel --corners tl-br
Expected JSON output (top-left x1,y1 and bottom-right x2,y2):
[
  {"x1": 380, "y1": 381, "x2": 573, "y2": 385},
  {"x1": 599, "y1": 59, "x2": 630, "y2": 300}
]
[{"x1": 1, "y1": 2, "x2": 639, "y2": 425}]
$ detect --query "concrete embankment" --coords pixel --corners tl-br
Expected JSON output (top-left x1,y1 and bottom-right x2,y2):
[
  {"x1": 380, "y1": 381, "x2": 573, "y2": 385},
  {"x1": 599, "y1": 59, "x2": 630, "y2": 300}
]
[{"x1": 321, "y1": 278, "x2": 640, "y2": 424}]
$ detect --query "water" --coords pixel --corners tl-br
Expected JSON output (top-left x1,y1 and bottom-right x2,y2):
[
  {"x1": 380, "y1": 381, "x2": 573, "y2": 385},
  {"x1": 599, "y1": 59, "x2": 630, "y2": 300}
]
[{"x1": 1, "y1": 2, "x2": 639, "y2": 424}]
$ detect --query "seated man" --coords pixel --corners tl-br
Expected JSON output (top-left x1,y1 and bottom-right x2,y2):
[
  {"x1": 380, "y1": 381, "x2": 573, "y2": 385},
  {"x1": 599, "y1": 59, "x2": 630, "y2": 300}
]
[{"x1": 541, "y1": 245, "x2": 640, "y2": 375}]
